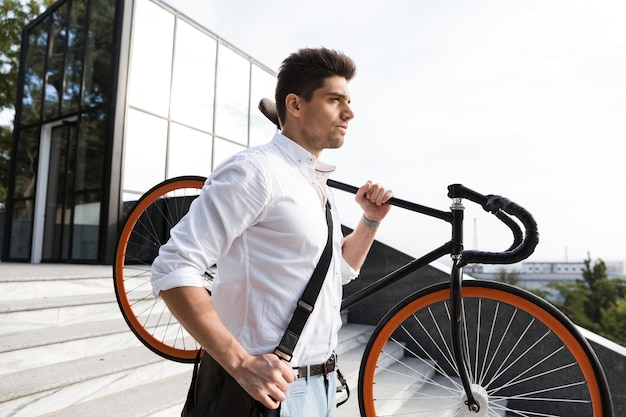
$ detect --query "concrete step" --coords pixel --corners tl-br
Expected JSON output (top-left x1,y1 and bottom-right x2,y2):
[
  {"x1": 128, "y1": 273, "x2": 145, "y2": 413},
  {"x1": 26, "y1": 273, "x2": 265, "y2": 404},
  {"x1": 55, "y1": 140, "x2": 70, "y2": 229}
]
[
  {"x1": 0, "y1": 318, "x2": 138, "y2": 374},
  {"x1": 0, "y1": 264, "x2": 113, "y2": 299},
  {"x1": 0, "y1": 262, "x2": 508, "y2": 417},
  {"x1": 0, "y1": 344, "x2": 190, "y2": 417},
  {"x1": 0, "y1": 276, "x2": 114, "y2": 300},
  {"x1": 2, "y1": 322, "x2": 375, "y2": 417},
  {"x1": 373, "y1": 357, "x2": 440, "y2": 416},
  {"x1": 39, "y1": 372, "x2": 191, "y2": 417},
  {"x1": 0, "y1": 293, "x2": 121, "y2": 333}
]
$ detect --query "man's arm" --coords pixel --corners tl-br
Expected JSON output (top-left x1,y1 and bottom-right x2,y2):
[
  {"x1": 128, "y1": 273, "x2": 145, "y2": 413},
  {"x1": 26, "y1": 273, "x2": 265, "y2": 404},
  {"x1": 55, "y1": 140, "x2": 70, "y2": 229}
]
[
  {"x1": 160, "y1": 287, "x2": 295, "y2": 409},
  {"x1": 342, "y1": 181, "x2": 393, "y2": 270}
]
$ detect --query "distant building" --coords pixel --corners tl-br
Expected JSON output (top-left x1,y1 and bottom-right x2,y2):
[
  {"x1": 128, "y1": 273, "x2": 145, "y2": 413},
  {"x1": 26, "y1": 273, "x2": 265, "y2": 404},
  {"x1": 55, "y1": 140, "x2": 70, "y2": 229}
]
[
  {"x1": 2, "y1": 0, "x2": 277, "y2": 264},
  {"x1": 467, "y1": 261, "x2": 625, "y2": 292},
  {"x1": 521, "y1": 262, "x2": 585, "y2": 275}
]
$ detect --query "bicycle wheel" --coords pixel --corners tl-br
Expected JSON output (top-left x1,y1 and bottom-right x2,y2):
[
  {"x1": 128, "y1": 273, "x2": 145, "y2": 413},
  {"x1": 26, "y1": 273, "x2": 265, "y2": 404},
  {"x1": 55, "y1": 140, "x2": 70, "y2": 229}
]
[
  {"x1": 114, "y1": 175, "x2": 208, "y2": 363},
  {"x1": 358, "y1": 280, "x2": 613, "y2": 417}
]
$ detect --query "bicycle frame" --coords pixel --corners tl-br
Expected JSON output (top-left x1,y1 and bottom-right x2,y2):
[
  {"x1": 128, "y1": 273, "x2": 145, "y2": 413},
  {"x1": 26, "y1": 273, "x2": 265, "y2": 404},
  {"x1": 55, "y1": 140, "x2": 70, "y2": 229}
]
[{"x1": 329, "y1": 179, "x2": 539, "y2": 413}]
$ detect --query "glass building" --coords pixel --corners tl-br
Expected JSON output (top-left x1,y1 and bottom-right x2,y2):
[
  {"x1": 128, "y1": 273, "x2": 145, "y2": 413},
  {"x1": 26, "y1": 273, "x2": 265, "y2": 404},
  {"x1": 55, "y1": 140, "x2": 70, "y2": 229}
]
[{"x1": 3, "y1": 0, "x2": 277, "y2": 263}]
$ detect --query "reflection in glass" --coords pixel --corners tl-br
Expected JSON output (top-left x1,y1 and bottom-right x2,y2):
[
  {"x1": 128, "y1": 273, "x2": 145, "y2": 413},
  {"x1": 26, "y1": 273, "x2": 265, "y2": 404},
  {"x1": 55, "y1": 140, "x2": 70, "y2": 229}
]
[
  {"x1": 8, "y1": 126, "x2": 40, "y2": 259},
  {"x1": 76, "y1": 111, "x2": 106, "y2": 191},
  {"x1": 249, "y1": 65, "x2": 277, "y2": 147},
  {"x1": 20, "y1": 18, "x2": 48, "y2": 126},
  {"x1": 123, "y1": 109, "x2": 168, "y2": 196},
  {"x1": 168, "y1": 123, "x2": 213, "y2": 178},
  {"x1": 127, "y1": 0, "x2": 174, "y2": 116},
  {"x1": 215, "y1": 45, "x2": 250, "y2": 145},
  {"x1": 13, "y1": 126, "x2": 40, "y2": 199},
  {"x1": 71, "y1": 191, "x2": 101, "y2": 260},
  {"x1": 83, "y1": 0, "x2": 116, "y2": 106},
  {"x1": 62, "y1": 0, "x2": 86, "y2": 113},
  {"x1": 43, "y1": 123, "x2": 77, "y2": 260},
  {"x1": 44, "y1": 3, "x2": 69, "y2": 120},
  {"x1": 71, "y1": 114, "x2": 105, "y2": 260},
  {"x1": 171, "y1": 20, "x2": 216, "y2": 132},
  {"x1": 9, "y1": 205, "x2": 33, "y2": 259}
]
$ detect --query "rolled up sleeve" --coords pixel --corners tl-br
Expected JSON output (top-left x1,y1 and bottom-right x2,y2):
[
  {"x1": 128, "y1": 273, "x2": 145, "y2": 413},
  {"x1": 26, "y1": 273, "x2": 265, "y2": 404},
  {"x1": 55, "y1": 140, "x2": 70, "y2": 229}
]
[{"x1": 151, "y1": 265, "x2": 206, "y2": 298}]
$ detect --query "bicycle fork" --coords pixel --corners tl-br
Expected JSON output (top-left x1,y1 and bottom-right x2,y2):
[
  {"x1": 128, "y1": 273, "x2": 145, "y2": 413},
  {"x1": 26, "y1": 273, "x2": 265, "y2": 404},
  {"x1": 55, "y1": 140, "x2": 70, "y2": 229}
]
[{"x1": 450, "y1": 197, "x2": 481, "y2": 413}]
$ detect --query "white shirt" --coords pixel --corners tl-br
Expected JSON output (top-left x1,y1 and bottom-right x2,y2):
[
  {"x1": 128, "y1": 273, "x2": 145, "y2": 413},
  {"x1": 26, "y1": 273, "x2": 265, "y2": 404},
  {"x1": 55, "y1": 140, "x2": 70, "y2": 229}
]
[{"x1": 151, "y1": 133, "x2": 359, "y2": 366}]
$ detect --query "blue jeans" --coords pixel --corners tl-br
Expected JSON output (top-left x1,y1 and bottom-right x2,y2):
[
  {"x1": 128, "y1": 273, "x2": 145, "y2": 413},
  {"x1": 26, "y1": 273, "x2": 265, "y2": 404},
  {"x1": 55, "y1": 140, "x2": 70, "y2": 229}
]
[{"x1": 268, "y1": 371, "x2": 336, "y2": 417}]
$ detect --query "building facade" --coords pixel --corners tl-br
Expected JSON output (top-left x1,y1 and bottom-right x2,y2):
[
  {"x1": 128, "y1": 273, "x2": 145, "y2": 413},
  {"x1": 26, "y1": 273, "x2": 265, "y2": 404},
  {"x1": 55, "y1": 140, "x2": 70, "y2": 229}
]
[{"x1": 3, "y1": 0, "x2": 277, "y2": 263}]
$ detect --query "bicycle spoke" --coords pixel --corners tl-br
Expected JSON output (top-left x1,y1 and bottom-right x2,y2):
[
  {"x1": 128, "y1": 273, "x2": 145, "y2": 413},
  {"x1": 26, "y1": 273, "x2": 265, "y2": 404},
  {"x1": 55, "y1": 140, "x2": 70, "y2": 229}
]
[
  {"x1": 359, "y1": 282, "x2": 609, "y2": 417},
  {"x1": 114, "y1": 177, "x2": 206, "y2": 362}
]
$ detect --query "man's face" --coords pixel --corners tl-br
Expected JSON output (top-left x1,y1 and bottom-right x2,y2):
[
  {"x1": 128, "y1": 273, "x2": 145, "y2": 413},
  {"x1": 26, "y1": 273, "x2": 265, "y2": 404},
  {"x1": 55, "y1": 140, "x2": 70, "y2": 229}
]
[{"x1": 299, "y1": 75, "x2": 355, "y2": 154}]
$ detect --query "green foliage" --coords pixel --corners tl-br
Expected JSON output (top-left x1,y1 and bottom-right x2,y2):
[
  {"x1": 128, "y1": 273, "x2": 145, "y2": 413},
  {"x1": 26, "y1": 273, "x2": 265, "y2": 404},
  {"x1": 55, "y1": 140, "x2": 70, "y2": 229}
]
[
  {"x1": 548, "y1": 255, "x2": 626, "y2": 345},
  {"x1": 0, "y1": 0, "x2": 53, "y2": 113},
  {"x1": 602, "y1": 298, "x2": 626, "y2": 341},
  {"x1": 0, "y1": 124, "x2": 10, "y2": 210},
  {"x1": 0, "y1": 0, "x2": 54, "y2": 212}
]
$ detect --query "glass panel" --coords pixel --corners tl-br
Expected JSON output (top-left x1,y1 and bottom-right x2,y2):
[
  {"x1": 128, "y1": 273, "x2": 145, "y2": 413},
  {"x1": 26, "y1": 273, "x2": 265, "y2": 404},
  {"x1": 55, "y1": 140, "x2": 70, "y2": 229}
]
[
  {"x1": 83, "y1": 0, "x2": 116, "y2": 106},
  {"x1": 20, "y1": 17, "x2": 48, "y2": 126},
  {"x1": 12, "y1": 126, "x2": 40, "y2": 200},
  {"x1": 123, "y1": 109, "x2": 167, "y2": 195},
  {"x1": 44, "y1": 3, "x2": 69, "y2": 120},
  {"x1": 69, "y1": 113, "x2": 105, "y2": 260},
  {"x1": 8, "y1": 125, "x2": 38, "y2": 258},
  {"x1": 213, "y1": 138, "x2": 245, "y2": 169},
  {"x1": 76, "y1": 112, "x2": 105, "y2": 191},
  {"x1": 9, "y1": 201, "x2": 33, "y2": 259},
  {"x1": 62, "y1": 0, "x2": 86, "y2": 113},
  {"x1": 168, "y1": 123, "x2": 212, "y2": 178},
  {"x1": 215, "y1": 45, "x2": 250, "y2": 145},
  {"x1": 249, "y1": 65, "x2": 277, "y2": 147},
  {"x1": 127, "y1": 0, "x2": 174, "y2": 116},
  {"x1": 170, "y1": 20, "x2": 216, "y2": 132},
  {"x1": 43, "y1": 124, "x2": 76, "y2": 260},
  {"x1": 71, "y1": 190, "x2": 100, "y2": 260}
]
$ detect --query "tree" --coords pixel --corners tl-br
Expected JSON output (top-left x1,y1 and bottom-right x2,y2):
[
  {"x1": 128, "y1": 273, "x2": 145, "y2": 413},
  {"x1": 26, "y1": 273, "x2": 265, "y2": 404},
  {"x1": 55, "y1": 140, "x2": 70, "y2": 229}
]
[
  {"x1": 581, "y1": 257, "x2": 616, "y2": 324},
  {"x1": 602, "y1": 298, "x2": 626, "y2": 342},
  {"x1": 0, "y1": 0, "x2": 51, "y2": 114},
  {"x1": 548, "y1": 255, "x2": 626, "y2": 345},
  {"x1": 0, "y1": 0, "x2": 54, "y2": 211}
]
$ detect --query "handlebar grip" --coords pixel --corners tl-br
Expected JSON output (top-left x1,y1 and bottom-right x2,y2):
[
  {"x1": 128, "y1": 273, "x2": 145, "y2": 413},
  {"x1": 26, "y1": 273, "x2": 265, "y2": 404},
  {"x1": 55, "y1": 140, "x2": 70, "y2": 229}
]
[{"x1": 448, "y1": 184, "x2": 539, "y2": 266}]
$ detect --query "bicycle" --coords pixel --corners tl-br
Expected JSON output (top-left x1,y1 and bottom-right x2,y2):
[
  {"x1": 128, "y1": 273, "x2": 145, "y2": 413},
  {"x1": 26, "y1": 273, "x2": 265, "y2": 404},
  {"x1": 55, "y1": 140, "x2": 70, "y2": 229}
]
[{"x1": 113, "y1": 100, "x2": 613, "y2": 416}]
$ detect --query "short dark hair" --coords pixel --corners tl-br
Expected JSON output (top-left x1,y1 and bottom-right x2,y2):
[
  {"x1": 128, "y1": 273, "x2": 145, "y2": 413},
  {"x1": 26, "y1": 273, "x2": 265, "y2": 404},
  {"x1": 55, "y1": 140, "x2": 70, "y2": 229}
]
[{"x1": 275, "y1": 47, "x2": 356, "y2": 125}]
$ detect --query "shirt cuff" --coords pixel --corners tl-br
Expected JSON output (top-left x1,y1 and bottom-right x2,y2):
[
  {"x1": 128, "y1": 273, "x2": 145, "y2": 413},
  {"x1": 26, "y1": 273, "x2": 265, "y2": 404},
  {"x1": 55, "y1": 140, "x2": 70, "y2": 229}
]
[{"x1": 151, "y1": 266, "x2": 207, "y2": 298}]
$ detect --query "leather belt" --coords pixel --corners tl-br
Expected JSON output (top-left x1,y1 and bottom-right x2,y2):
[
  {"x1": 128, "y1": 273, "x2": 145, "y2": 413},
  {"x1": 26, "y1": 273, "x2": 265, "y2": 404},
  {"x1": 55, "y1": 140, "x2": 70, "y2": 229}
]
[{"x1": 296, "y1": 353, "x2": 336, "y2": 378}]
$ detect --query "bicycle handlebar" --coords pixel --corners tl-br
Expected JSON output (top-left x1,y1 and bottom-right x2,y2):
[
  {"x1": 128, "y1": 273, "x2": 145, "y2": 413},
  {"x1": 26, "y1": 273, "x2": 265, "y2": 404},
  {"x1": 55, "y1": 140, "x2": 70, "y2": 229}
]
[
  {"x1": 448, "y1": 184, "x2": 539, "y2": 266},
  {"x1": 327, "y1": 179, "x2": 538, "y2": 267}
]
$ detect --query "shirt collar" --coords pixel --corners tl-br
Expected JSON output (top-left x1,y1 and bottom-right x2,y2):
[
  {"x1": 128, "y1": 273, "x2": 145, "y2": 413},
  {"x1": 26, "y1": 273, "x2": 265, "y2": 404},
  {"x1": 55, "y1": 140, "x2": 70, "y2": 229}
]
[{"x1": 271, "y1": 133, "x2": 336, "y2": 177}]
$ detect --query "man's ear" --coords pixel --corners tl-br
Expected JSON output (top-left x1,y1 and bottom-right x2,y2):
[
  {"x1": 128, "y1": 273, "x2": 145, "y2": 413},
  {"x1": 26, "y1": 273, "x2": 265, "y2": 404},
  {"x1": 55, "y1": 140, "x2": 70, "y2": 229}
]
[{"x1": 285, "y1": 93, "x2": 302, "y2": 119}]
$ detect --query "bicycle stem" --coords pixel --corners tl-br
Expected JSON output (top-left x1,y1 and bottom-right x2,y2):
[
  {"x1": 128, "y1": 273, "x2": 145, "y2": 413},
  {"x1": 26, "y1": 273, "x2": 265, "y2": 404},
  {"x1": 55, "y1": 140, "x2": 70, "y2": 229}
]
[{"x1": 450, "y1": 197, "x2": 481, "y2": 412}]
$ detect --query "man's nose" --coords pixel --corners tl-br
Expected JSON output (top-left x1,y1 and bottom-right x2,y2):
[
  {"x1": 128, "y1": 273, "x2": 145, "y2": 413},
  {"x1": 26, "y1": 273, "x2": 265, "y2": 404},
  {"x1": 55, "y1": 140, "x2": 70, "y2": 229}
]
[{"x1": 342, "y1": 104, "x2": 355, "y2": 120}]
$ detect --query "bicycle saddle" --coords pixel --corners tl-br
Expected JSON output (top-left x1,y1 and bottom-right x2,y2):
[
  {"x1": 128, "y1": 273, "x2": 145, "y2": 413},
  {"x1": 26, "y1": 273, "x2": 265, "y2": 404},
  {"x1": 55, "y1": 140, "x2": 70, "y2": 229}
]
[{"x1": 258, "y1": 98, "x2": 281, "y2": 129}]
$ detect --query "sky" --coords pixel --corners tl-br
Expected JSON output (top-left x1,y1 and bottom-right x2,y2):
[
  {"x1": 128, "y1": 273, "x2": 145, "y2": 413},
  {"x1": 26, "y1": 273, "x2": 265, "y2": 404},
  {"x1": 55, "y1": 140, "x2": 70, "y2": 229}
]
[{"x1": 161, "y1": 0, "x2": 626, "y2": 268}]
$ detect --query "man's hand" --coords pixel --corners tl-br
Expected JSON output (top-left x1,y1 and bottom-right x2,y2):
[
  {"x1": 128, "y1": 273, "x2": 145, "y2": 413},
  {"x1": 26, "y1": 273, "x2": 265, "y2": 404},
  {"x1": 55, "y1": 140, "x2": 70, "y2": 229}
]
[
  {"x1": 234, "y1": 353, "x2": 297, "y2": 409},
  {"x1": 160, "y1": 287, "x2": 295, "y2": 409},
  {"x1": 356, "y1": 180, "x2": 393, "y2": 221}
]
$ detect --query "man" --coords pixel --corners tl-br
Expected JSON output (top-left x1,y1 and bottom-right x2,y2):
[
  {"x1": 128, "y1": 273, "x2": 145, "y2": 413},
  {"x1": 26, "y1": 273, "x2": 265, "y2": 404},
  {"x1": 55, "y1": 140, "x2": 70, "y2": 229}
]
[{"x1": 151, "y1": 47, "x2": 392, "y2": 417}]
